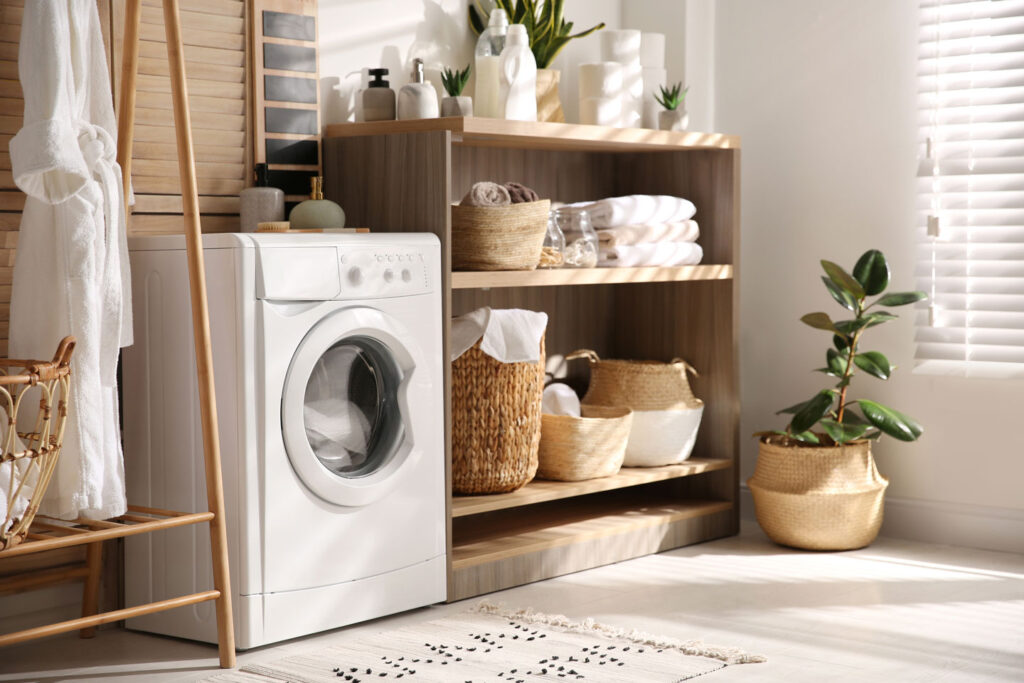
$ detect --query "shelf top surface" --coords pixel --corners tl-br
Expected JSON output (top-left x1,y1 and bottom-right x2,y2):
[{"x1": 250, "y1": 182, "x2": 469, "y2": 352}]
[
  {"x1": 325, "y1": 117, "x2": 741, "y2": 152},
  {"x1": 451, "y1": 264, "x2": 733, "y2": 289}
]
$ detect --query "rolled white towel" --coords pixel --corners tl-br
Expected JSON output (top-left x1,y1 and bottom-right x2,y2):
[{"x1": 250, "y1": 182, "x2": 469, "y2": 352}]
[
  {"x1": 598, "y1": 242, "x2": 704, "y2": 268},
  {"x1": 596, "y1": 220, "x2": 700, "y2": 246},
  {"x1": 570, "y1": 194, "x2": 697, "y2": 228},
  {"x1": 542, "y1": 383, "x2": 581, "y2": 417},
  {"x1": 460, "y1": 181, "x2": 511, "y2": 207}
]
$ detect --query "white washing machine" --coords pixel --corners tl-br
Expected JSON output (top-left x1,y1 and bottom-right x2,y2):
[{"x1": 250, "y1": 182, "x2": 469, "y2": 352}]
[{"x1": 122, "y1": 232, "x2": 446, "y2": 649}]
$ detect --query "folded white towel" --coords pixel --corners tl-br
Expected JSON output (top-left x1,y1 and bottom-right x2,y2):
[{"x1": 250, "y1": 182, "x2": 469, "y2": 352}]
[
  {"x1": 598, "y1": 242, "x2": 704, "y2": 268},
  {"x1": 570, "y1": 195, "x2": 696, "y2": 228},
  {"x1": 596, "y1": 220, "x2": 700, "y2": 246}
]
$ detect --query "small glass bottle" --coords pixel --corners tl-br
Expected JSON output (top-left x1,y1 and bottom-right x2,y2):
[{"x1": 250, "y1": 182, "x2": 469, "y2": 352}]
[
  {"x1": 539, "y1": 215, "x2": 565, "y2": 268},
  {"x1": 553, "y1": 207, "x2": 598, "y2": 268}
]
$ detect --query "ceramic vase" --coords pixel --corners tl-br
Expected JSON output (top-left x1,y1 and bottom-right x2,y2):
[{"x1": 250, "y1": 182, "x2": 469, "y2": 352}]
[
  {"x1": 536, "y1": 68, "x2": 565, "y2": 123},
  {"x1": 441, "y1": 96, "x2": 473, "y2": 117},
  {"x1": 658, "y1": 109, "x2": 689, "y2": 132}
]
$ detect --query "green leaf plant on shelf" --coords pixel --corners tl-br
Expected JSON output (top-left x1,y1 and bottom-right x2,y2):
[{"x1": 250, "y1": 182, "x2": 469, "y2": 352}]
[{"x1": 748, "y1": 249, "x2": 928, "y2": 551}]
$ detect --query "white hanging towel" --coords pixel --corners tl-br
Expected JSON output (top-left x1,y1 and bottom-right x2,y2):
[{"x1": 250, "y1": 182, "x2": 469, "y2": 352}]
[
  {"x1": 8, "y1": 0, "x2": 133, "y2": 520},
  {"x1": 569, "y1": 195, "x2": 697, "y2": 228},
  {"x1": 598, "y1": 242, "x2": 704, "y2": 268},
  {"x1": 450, "y1": 308, "x2": 548, "y2": 363}
]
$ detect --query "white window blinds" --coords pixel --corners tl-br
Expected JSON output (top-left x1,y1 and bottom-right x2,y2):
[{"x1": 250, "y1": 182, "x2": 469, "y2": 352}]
[{"x1": 916, "y1": 0, "x2": 1024, "y2": 377}]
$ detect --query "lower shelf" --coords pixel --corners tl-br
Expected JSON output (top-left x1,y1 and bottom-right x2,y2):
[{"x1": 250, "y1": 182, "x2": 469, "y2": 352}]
[{"x1": 450, "y1": 495, "x2": 734, "y2": 601}]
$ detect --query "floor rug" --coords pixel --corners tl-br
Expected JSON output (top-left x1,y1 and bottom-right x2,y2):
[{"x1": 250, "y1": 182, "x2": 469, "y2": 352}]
[{"x1": 207, "y1": 602, "x2": 765, "y2": 682}]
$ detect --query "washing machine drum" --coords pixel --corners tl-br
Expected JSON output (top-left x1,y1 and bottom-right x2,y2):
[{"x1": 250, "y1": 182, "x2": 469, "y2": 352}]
[{"x1": 282, "y1": 308, "x2": 424, "y2": 507}]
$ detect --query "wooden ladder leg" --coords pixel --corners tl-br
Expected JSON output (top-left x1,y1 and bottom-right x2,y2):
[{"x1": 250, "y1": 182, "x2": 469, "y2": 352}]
[
  {"x1": 160, "y1": 0, "x2": 236, "y2": 668},
  {"x1": 78, "y1": 542, "x2": 103, "y2": 638}
]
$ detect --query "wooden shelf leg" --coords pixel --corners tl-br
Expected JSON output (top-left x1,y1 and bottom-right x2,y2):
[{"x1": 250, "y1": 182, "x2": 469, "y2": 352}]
[
  {"x1": 160, "y1": 0, "x2": 236, "y2": 668},
  {"x1": 78, "y1": 542, "x2": 103, "y2": 638}
]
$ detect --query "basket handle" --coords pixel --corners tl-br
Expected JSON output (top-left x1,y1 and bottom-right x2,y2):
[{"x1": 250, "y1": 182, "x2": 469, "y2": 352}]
[
  {"x1": 26, "y1": 337, "x2": 77, "y2": 384},
  {"x1": 53, "y1": 337, "x2": 76, "y2": 368},
  {"x1": 670, "y1": 358, "x2": 700, "y2": 377},
  {"x1": 566, "y1": 349, "x2": 600, "y2": 363}
]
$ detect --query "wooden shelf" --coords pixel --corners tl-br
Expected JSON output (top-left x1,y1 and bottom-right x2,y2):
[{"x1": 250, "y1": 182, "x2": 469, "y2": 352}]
[
  {"x1": 451, "y1": 264, "x2": 733, "y2": 289},
  {"x1": 325, "y1": 117, "x2": 740, "y2": 152},
  {"x1": 451, "y1": 459, "x2": 733, "y2": 518}
]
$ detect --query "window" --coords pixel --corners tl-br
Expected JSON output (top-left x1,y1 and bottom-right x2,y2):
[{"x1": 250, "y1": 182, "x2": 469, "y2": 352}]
[{"x1": 916, "y1": 0, "x2": 1024, "y2": 377}]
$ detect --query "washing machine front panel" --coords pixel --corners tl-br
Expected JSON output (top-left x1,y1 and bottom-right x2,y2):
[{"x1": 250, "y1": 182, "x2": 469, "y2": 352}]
[{"x1": 282, "y1": 306, "x2": 426, "y2": 508}]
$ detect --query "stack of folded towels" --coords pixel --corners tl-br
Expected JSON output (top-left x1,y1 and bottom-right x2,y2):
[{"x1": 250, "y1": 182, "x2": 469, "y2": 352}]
[{"x1": 570, "y1": 194, "x2": 703, "y2": 267}]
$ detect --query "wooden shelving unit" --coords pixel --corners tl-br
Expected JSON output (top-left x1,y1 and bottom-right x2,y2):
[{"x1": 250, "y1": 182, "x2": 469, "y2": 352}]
[{"x1": 324, "y1": 117, "x2": 740, "y2": 602}]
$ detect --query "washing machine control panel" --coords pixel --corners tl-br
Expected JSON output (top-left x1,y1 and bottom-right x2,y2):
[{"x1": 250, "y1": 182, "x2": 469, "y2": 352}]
[{"x1": 338, "y1": 248, "x2": 432, "y2": 299}]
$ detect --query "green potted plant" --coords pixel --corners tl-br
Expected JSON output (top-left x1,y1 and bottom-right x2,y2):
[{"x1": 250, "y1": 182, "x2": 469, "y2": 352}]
[
  {"x1": 441, "y1": 64, "x2": 473, "y2": 117},
  {"x1": 655, "y1": 82, "x2": 689, "y2": 131},
  {"x1": 749, "y1": 249, "x2": 927, "y2": 551},
  {"x1": 469, "y1": 0, "x2": 605, "y2": 123}
]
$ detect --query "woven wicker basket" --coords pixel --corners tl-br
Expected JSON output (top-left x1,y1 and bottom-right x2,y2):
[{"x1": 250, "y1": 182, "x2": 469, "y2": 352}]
[
  {"x1": 0, "y1": 337, "x2": 76, "y2": 552},
  {"x1": 566, "y1": 349, "x2": 701, "y2": 411},
  {"x1": 451, "y1": 199, "x2": 550, "y2": 271},
  {"x1": 748, "y1": 436, "x2": 889, "y2": 551},
  {"x1": 452, "y1": 337, "x2": 546, "y2": 495},
  {"x1": 538, "y1": 406, "x2": 633, "y2": 482}
]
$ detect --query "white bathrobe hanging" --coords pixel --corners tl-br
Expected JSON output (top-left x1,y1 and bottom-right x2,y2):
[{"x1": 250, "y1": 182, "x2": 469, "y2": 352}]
[{"x1": 8, "y1": 0, "x2": 132, "y2": 520}]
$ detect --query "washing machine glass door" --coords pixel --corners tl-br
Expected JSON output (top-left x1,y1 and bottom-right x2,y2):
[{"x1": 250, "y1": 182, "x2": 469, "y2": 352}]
[{"x1": 283, "y1": 307, "x2": 424, "y2": 507}]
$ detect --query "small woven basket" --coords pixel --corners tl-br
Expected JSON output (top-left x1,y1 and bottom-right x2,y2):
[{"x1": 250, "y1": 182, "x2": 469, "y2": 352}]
[
  {"x1": 452, "y1": 337, "x2": 545, "y2": 495},
  {"x1": 451, "y1": 199, "x2": 550, "y2": 271},
  {"x1": 567, "y1": 349, "x2": 701, "y2": 411},
  {"x1": 0, "y1": 337, "x2": 76, "y2": 552},
  {"x1": 748, "y1": 436, "x2": 889, "y2": 551},
  {"x1": 538, "y1": 406, "x2": 633, "y2": 482}
]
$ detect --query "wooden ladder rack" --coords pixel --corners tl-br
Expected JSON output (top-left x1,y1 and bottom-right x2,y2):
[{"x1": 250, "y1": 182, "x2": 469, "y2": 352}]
[{"x1": 0, "y1": 0, "x2": 236, "y2": 669}]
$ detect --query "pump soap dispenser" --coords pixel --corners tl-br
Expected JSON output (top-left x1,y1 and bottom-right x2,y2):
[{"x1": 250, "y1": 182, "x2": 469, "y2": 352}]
[
  {"x1": 362, "y1": 68, "x2": 396, "y2": 122},
  {"x1": 289, "y1": 176, "x2": 346, "y2": 230},
  {"x1": 239, "y1": 163, "x2": 285, "y2": 233},
  {"x1": 398, "y1": 58, "x2": 440, "y2": 120}
]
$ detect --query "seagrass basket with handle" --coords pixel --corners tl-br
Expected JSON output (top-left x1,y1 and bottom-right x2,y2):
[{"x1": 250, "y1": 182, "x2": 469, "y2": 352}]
[
  {"x1": 452, "y1": 336, "x2": 545, "y2": 494},
  {"x1": 0, "y1": 336, "x2": 75, "y2": 551}
]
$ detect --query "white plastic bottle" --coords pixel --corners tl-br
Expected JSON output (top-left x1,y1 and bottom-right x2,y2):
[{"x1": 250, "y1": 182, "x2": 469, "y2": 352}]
[
  {"x1": 474, "y1": 9, "x2": 508, "y2": 118},
  {"x1": 500, "y1": 24, "x2": 537, "y2": 121}
]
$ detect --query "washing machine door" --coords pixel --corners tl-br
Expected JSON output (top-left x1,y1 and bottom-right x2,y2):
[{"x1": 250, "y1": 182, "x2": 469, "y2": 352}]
[{"x1": 281, "y1": 307, "x2": 425, "y2": 507}]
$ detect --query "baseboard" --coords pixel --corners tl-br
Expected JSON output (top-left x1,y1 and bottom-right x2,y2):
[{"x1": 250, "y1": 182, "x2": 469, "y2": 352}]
[{"x1": 739, "y1": 484, "x2": 1024, "y2": 554}]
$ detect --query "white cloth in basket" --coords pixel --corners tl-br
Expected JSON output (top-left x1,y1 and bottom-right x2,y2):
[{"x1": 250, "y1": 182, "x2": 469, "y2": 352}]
[
  {"x1": 451, "y1": 308, "x2": 548, "y2": 363},
  {"x1": 542, "y1": 383, "x2": 581, "y2": 417}
]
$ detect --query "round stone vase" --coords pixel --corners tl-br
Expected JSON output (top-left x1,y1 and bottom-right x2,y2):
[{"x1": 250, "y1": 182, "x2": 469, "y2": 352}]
[
  {"x1": 536, "y1": 68, "x2": 565, "y2": 123},
  {"x1": 441, "y1": 95, "x2": 473, "y2": 117},
  {"x1": 748, "y1": 437, "x2": 889, "y2": 551},
  {"x1": 658, "y1": 108, "x2": 689, "y2": 132}
]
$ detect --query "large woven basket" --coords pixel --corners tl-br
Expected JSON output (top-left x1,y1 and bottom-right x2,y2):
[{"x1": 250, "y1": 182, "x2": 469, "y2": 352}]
[
  {"x1": 452, "y1": 337, "x2": 545, "y2": 495},
  {"x1": 0, "y1": 337, "x2": 76, "y2": 552},
  {"x1": 748, "y1": 436, "x2": 889, "y2": 551},
  {"x1": 538, "y1": 405, "x2": 633, "y2": 482},
  {"x1": 451, "y1": 199, "x2": 550, "y2": 271}
]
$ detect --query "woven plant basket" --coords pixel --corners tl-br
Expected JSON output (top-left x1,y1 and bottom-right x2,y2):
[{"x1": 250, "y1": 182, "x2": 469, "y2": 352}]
[
  {"x1": 452, "y1": 337, "x2": 545, "y2": 495},
  {"x1": 0, "y1": 337, "x2": 75, "y2": 552},
  {"x1": 748, "y1": 436, "x2": 889, "y2": 551},
  {"x1": 567, "y1": 349, "x2": 704, "y2": 467},
  {"x1": 537, "y1": 406, "x2": 633, "y2": 482},
  {"x1": 451, "y1": 199, "x2": 550, "y2": 271}
]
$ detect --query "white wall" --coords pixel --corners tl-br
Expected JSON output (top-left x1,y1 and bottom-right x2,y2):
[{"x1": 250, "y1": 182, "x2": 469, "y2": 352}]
[
  {"x1": 714, "y1": 0, "x2": 1024, "y2": 552},
  {"x1": 318, "y1": 0, "x2": 620, "y2": 126}
]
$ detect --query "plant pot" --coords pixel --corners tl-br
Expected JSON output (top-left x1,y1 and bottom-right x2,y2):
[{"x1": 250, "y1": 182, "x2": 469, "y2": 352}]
[
  {"x1": 748, "y1": 436, "x2": 889, "y2": 551},
  {"x1": 441, "y1": 95, "x2": 473, "y2": 117},
  {"x1": 658, "y1": 109, "x2": 689, "y2": 132},
  {"x1": 536, "y1": 68, "x2": 565, "y2": 123}
]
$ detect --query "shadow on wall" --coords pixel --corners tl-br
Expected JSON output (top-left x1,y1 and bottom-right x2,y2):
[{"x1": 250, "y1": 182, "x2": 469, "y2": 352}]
[{"x1": 318, "y1": 0, "x2": 473, "y2": 125}]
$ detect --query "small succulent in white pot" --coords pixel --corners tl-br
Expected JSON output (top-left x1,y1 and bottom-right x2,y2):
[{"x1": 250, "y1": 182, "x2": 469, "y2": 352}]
[
  {"x1": 441, "y1": 64, "x2": 473, "y2": 117},
  {"x1": 655, "y1": 83, "x2": 689, "y2": 132}
]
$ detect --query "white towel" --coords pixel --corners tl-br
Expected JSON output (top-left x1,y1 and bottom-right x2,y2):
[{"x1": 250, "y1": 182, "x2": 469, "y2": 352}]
[
  {"x1": 570, "y1": 195, "x2": 696, "y2": 228},
  {"x1": 451, "y1": 307, "x2": 548, "y2": 363},
  {"x1": 542, "y1": 384, "x2": 581, "y2": 417},
  {"x1": 596, "y1": 220, "x2": 700, "y2": 246},
  {"x1": 598, "y1": 242, "x2": 704, "y2": 268},
  {"x1": 1, "y1": 413, "x2": 32, "y2": 535}
]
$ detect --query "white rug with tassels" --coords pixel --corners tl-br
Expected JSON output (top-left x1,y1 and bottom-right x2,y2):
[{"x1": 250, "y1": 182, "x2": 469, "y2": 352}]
[{"x1": 206, "y1": 603, "x2": 765, "y2": 683}]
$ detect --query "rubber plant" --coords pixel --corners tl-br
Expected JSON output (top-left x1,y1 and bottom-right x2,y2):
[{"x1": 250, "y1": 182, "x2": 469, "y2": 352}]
[
  {"x1": 468, "y1": 0, "x2": 605, "y2": 68},
  {"x1": 765, "y1": 249, "x2": 928, "y2": 445}
]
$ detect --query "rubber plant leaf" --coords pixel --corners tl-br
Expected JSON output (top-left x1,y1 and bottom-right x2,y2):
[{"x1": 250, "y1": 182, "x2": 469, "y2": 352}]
[
  {"x1": 790, "y1": 389, "x2": 835, "y2": 434},
  {"x1": 854, "y1": 249, "x2": 890, "y2": 295},
  {"x1": 801, "y1": 312, "x2": 841, "y2": 334},
  {"x1": 822, "y1": 276, "x2": 858, "y2": 312},
  {"x1": 857, "y1": 399, "x2": 924, "y2": 442},
  {"x1": 833, "y1": 334, "x2": 850, "y2": 351},
  {"x1": 821, "y1": 260, "x2": 866, "y2": 299},
  {"x1": 826, "y1": 348, "x2": 848, "y2": 376},
  {"x1": 790, "y1": 430, "x2": 822, "y2": 445},
  {"x1": 876, "y1": 291, "x2": 927, "y2": 307},
  {"x1": 853, "y1": 351, "x2": 891, "y2": 380},
  {"x1": 864, "y1": 311, "x2": 898, "y2": 328},
  {"x1": 820, "y1": 418, "x2": 869, "y2": 444}
]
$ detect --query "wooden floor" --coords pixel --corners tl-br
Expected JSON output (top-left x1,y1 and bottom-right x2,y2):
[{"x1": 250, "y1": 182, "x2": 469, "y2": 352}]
[{"x1": 2, "y1": 522, "x2": 1022, "y2": 682}]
